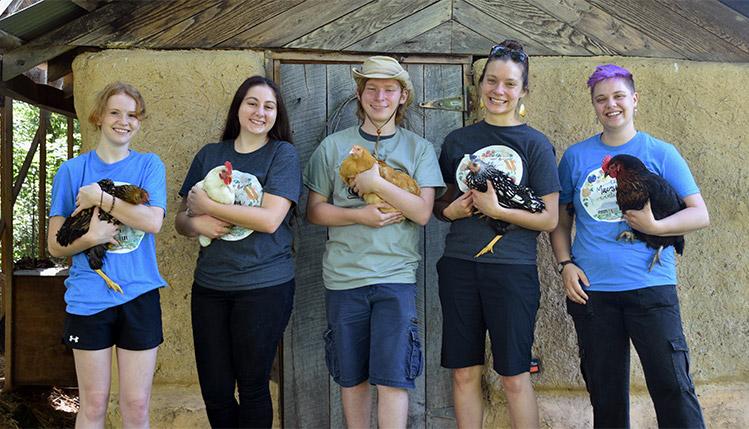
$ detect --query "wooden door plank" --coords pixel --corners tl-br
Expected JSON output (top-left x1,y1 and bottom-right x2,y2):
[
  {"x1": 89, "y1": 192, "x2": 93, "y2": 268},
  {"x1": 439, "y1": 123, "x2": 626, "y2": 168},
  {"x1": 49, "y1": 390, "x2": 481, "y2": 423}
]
[
  {"x1": 218, "y1": 0, "x2": 370, "y2": 48},
  {"x1": 457, "y1": 0, "x2": 611, "y2": 56},
  {"x1": 422, "y1": 64, "x2": 462, "y2": 428},
  {"x1": 346, "y1": 0, "x2": 452, "y2": 53},
  {"x1": 325, "y1": 63, "x2": 360, "y2": 138},
  {"x1": 406, "y1": 63, "x2": 428, "y2": 429},
  {"x1": 280, "y1": 62, "x2": 331, "y2": 428},
  {"x1": 524, "y1": 0, "x2": 683, "y2": 58},
  {"x1": 588, "y1": 0, "x2": 749, "y2": 61},
  {"x1": 286, "y1": 0, "x2": 442, "y2": 51}
]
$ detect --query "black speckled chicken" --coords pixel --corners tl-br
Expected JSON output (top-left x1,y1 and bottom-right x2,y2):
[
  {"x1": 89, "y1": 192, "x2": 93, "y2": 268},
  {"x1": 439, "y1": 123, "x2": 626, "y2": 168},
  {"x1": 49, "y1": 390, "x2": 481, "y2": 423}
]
[{"x1": 465, "y1": 154, "x2": 545, "y2": 257}]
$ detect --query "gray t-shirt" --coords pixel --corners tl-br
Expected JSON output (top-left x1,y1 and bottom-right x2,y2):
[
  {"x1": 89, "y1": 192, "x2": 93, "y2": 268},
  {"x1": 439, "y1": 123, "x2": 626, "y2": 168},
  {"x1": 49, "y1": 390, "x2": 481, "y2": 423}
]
[
  {"x1": 303, "y1": 126, "x2": 445, "y2": 290},
  {"x1": 180, "y1": 139, "x2": 302, "y2": 290},
  {"x1": 438, "y1": 121, "x2": 560, "y2": 264}
]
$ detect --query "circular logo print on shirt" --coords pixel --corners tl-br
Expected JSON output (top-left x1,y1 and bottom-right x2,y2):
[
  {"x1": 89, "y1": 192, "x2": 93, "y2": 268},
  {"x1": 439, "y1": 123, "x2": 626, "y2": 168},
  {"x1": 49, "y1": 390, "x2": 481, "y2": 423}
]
[
  {"x1": 455, "y1": 145, "x2": 524, "y2": 193},
  {"x1": 109, "y1": 180, "x2": 146, "y2": 254},
  {"x1": 580, "y1": 167, "x2": 621, "y2": 222},
  {"x1": 221, "y1": 170, "x2": 264, "y2": 242}
]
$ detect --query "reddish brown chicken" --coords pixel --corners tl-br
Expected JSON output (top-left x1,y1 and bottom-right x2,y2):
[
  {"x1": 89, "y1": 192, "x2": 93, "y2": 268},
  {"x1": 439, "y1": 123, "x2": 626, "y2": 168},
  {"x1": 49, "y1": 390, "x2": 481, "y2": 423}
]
[
  {"x1": 56, "y1": 179, "x2": 150, "y2": 292},
  {"x1": 602, "y1": 154, "x2": 686, "y2": 272},
  {"x1": 339, "y1": 145, "x2": 420, "y2": 219}
]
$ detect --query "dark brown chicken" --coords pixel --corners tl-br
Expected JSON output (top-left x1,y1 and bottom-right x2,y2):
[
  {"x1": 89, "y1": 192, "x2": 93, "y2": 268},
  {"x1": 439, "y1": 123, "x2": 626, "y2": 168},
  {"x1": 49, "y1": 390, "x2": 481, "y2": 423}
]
[
  {"x1": 602, "y1": 154, "x2": 686, "y2": 272},
  {"x1": 56, "y1": 179, "x2": 150, "y2": 293}
]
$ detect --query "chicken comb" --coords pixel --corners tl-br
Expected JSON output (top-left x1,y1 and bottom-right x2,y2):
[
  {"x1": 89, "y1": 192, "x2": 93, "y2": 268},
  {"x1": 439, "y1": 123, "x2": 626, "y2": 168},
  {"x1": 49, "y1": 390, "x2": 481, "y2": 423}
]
[
  {"x1": 601, "y1": 155, "x2": 612, "y2": 172},
  {"x1": 224, "y1": 161, "x2": 233, "y2": 174}
]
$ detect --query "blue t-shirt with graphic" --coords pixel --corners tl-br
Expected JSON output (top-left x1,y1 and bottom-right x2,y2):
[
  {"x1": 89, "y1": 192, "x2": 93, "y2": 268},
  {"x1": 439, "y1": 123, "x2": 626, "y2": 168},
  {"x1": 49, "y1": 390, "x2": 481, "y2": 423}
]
[
  {"x1": 558, "y1": 131, "x2": 700, "y2": 291},
  {"x1": 50, "y1": 150, "x2": 167, "y2": 315}
]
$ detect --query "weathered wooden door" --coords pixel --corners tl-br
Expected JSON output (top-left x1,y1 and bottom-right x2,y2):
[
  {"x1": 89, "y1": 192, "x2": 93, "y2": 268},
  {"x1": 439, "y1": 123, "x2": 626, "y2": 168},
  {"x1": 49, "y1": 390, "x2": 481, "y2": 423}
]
[{"x1": 275, "y1": 53, "x2": 471, "y2": 428}]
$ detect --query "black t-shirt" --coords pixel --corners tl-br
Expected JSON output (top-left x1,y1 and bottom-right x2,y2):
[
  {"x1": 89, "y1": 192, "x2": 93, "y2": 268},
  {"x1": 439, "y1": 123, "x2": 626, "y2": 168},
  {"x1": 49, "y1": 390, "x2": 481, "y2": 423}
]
[{"x1": 438, "y1": 121, "x2": 560, "y2": 264}]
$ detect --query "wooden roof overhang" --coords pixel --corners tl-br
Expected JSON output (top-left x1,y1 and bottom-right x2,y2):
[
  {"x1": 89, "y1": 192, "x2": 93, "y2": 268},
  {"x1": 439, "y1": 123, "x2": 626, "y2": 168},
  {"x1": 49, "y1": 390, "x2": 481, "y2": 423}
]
[{"x1": 0, "y1": 0, "x2": 747, "y2": 118}]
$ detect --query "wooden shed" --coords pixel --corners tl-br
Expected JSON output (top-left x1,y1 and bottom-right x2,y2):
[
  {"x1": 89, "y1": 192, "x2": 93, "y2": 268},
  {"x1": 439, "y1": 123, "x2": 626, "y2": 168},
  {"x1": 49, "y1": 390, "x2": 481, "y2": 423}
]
[{"x1": 2, "y1": 1, "x2": 748, "y2": 427}]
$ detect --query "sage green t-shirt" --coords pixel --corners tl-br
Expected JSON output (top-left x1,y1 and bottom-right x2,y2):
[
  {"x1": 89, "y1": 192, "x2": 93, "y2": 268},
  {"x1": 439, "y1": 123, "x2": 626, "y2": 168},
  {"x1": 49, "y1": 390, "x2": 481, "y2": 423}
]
[{"x1": 303, "y1": 126, "x2": 445, "y2": 290}]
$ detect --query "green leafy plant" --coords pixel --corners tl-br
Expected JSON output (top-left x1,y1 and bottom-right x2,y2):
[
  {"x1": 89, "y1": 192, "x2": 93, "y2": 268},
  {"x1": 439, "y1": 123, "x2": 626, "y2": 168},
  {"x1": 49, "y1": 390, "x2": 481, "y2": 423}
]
[{"x1": 7, "y1": 100, "x2": 80, "y2": 265}]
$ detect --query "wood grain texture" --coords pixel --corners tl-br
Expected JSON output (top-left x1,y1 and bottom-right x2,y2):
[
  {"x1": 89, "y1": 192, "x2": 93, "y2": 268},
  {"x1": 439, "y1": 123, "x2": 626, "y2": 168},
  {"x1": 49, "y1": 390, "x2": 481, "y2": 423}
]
[
  {"x1": 218, "y1": 0, "x2": 367, "y2": 48},
  {"x1": 462, "y1": 0, "x2": 611, "y2": 55},
  {"x1": 421, "y1": 64, "x2": 462, "y2": 428},
  {"x1": 137, "y1": 0, "x2": 298, "y2": 47},
  {"x1": 453, "y1": 0, "x2": 556, "y2": 55},
  {"x1": 525, "y1": 0, "x2": 682, "y2": 58},
  {"x1": 69, "y1": 0, "x2": 220, "y2": 46},
  {"x1": 280, "y1": 62, "x2": 331, "y2": 428},
  {"x1": 655, "y1": 0, "x2": 749, "y2": 55},
  {"x1": 287, "y1": 0, "x2": 442, "y2": 51},
  {"x1": 587, "y1": 0, "x2": 749, "y2": 61},
  {"x1": 346, "y1": 0, "x2": 452, "y2": 52}
]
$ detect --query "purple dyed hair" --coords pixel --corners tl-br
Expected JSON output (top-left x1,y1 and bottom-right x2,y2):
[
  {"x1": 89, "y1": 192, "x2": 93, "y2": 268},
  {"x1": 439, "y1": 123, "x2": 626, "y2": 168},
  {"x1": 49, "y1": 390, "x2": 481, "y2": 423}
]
[{"x1": 586, "y1": 65, "x2": 635, "y2": 95}]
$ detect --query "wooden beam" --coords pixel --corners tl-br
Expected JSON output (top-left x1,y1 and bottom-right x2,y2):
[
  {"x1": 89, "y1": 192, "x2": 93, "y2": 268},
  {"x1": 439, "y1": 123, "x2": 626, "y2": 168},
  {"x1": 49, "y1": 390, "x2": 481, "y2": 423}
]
[
  {"x1": 1, "y1": 0, "x2": 132, "y2": 80},
  {"x1": 0, "y1": 71, "x2": 76, "y2": 117},
  {"x1": 1, "y1": 95, "x2": 14, "y2": 390},
  {"x1": 71, "y1": 0, "x2": 108, "y2": 12},
  {"x1": 0, "y1": 110, "x2": 44, "y2": 237},
  {"x1": 2, "y1": 45, "x2": 74, "y2": 81},
  {"x1": 38, "y1": 110, "x2": 47, "y2": 260},
  {"x1": 0, "y1": 29, "x2": 22, "y2": 53}
]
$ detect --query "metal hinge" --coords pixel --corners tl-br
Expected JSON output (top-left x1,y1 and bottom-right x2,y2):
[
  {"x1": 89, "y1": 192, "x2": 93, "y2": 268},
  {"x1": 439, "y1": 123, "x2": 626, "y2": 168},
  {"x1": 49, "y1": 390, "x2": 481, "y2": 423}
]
[{"x1": 418, "y1": 85, "x2": 476, "y2": 123}]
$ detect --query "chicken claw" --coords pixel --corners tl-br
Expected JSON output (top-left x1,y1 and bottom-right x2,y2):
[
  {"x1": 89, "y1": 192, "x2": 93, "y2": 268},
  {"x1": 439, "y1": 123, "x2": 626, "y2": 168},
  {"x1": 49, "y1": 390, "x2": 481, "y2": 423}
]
[
  {"x1": 616, "y1": 230, "x2": 636, "y2": 244},
  {"x1": 648, "y1": 245, "x2": 665, "y2": 273},
  {"x1": 95, "y1": 269, "x2": 123, "y2": 293},
  {"x1": 475, "y1": 234, "x2": 503, "y2": 258}
]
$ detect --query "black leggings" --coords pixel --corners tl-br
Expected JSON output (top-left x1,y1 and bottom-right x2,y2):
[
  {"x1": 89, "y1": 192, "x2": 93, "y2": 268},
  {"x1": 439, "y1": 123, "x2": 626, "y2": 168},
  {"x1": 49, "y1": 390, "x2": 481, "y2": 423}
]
[{"x1": 191, "y1": 279, "x2": 294, "y2": 428}]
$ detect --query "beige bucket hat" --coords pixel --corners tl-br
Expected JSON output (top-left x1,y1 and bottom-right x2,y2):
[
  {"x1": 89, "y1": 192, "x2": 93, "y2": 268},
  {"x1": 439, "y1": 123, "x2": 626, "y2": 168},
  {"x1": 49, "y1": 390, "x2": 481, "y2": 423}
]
[{"x1": 352, "y1": 56, "x2": 414, "y2": 108}]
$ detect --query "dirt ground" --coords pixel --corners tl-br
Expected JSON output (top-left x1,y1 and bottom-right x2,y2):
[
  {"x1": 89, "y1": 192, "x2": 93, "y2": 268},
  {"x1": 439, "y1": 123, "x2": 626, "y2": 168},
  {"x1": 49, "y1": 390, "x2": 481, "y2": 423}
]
[{"x1": 0, "y1": 355, "x2": 78, "y2": 428}]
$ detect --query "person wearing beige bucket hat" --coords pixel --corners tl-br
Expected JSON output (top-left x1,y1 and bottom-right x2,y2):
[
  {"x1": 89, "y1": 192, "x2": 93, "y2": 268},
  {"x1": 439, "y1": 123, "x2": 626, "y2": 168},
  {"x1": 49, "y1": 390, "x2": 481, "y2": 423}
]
[{"x1": 303, "y1": 55, "x2": 445, "y2": 428}]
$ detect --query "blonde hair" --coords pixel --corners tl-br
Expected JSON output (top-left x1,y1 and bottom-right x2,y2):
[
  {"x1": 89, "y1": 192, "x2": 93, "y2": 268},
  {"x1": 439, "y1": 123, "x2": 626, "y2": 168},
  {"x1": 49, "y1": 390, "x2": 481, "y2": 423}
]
[{"x1": 88, "y1": 82, "x2": 148, "y2": 127}]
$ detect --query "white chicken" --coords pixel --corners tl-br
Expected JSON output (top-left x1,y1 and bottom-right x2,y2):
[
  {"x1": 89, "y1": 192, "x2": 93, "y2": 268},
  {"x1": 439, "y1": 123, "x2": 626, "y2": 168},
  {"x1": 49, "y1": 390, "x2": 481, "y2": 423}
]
[{"x1": 195, "y1": 161, "x2": 234, "y2": 246}]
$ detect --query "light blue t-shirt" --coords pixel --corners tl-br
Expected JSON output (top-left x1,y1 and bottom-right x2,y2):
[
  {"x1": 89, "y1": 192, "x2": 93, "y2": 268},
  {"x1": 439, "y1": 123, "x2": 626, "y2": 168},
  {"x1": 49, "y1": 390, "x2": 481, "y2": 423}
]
[
  {"x1": 558, "y1": 131, "x2": 700, "y2": 291},
  {"x1": 50, "y1": 150, "x2": 167, "y2": 315},
  {"x1": 303, "y1": 126, "x2": 445, "y2": 290}
]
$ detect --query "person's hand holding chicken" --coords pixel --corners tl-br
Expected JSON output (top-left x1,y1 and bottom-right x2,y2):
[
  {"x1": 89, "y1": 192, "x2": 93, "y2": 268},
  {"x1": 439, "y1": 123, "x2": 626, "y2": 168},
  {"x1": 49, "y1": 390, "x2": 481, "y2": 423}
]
[{"x1": 186, "y1": 186, "x2": 233, "y2": 241}]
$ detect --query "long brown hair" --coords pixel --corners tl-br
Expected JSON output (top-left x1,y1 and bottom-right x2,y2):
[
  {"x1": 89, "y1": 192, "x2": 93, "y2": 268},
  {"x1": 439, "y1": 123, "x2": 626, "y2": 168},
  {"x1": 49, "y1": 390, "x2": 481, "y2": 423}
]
[{"x1": 221, "y1": 76, "x2": 293, "y2": 144}]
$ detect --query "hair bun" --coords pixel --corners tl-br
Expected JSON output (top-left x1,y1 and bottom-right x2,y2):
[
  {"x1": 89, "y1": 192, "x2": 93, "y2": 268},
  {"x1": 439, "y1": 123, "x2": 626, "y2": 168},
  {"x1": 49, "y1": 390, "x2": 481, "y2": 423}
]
[{"x1": 500, "y1": 39, "x2": 524, "y2": 52}]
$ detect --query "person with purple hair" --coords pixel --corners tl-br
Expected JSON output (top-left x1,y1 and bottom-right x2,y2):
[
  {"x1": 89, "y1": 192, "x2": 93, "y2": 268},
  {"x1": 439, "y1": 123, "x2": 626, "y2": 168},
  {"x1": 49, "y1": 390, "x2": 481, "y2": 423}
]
[{"x1": 550, "y1": 65, "x2": 709, "y2": 427}]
